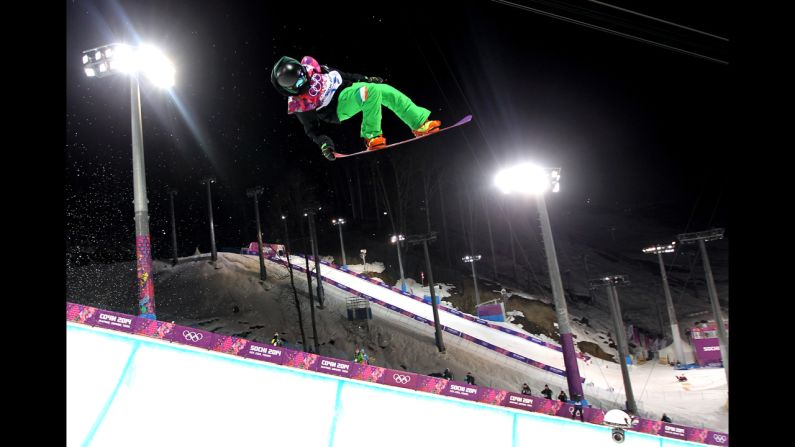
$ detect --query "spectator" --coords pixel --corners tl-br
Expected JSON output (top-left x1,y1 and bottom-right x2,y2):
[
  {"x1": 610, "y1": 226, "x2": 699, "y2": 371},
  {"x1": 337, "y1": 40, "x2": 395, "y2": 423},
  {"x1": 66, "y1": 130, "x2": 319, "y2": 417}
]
[
  {"x1": 541, "y1": 384, "x2": 553, "y2": 399},
  {"x1": 661, "y1": 413, "x2": 672, "y2": 423},
  {"x1": 521, "y1": 383, "x2": 531, "y2": 395},
  {"x1": 270, "y1": 332, "x2": 283, "y2": 347},
  {"x1": 353, "y1": 348, "x2": 363, "y2": 363},
  {"x1": 465, "y1": 372, "x2": 476, "y2": 385},
  {"x1": 442, "y1": 368, "x2": 453, "y2": 380},
  {"x1": 558, "y1": 390, "x2": 568, "y2": 402},
  {"x1": 571, "y1": 394, "x2": 587, "y2": 421}
]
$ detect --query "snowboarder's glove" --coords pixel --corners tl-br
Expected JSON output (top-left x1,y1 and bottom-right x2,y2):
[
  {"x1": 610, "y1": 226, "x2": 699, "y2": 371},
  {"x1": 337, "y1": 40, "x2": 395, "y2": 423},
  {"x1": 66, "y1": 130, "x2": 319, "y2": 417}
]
[
  {"x1": 319, "y1": 136, "x2": 336, "y2": 161},
  {"x1": 364, "y1": 76, "x2": 385, "y2": 84}
]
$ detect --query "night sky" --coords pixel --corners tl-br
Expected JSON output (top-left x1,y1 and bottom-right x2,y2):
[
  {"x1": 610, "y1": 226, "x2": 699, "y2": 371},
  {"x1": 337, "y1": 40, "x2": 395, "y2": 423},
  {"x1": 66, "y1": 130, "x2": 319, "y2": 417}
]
[{"x1": 65, "y1": 0, "x2": 729, "y2": 262}]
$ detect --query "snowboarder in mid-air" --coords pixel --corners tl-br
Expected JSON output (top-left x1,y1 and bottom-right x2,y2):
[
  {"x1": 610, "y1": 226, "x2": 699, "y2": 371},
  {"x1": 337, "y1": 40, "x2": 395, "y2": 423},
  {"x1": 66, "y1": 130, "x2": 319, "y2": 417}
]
[{"x1": 271, "y1": 55, "x2": 441, "y2": 160}]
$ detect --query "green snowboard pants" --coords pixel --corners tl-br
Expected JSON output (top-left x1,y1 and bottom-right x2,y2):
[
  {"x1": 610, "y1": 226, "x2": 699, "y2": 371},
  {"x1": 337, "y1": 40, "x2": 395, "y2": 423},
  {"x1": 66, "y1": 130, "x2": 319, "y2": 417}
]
[{"x1": 336, "y1": 82, "x2": 431, "y2": 139}]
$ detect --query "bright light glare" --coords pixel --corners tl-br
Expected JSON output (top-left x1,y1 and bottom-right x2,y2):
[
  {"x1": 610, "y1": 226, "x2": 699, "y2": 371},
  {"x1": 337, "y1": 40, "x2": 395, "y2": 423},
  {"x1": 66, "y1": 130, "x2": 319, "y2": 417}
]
[
  {"x1": 494, "y1": 163, "x2": 551, "y2": 195},
  {"x1": 82, "y1": 55, "x2": 89, "y2": 64},
  {"x1": 99, "y1": 63, "x2": 107, "y2": 73},
  {"x1": 137, "y1": 45, "x2": 175, "y2": 88},
  {"x1": 95, "y1": 51, "x2": 102, "y2": 60},
  {"x1": 85, "y1": 68, "x2": 96, "y2": 77}
]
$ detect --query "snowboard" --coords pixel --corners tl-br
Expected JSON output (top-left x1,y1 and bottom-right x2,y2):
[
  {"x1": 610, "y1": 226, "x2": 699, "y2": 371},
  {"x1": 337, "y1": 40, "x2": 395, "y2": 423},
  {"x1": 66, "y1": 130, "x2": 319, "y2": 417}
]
[{"x1": 332, "y1": 114, "x2": 472, "y2": 159}]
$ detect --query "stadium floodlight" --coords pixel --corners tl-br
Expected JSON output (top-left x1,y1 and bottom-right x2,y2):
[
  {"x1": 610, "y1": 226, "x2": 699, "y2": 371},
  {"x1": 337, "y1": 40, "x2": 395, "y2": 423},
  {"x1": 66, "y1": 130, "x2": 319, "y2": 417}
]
[
  {"x1": 495, "y1": 162, "x2": 582, "y2": 399},
  {"x1": 79, "y1": 42, "x2": 177, "y2": 320},
  {"x1": 642, "y1": 241, "x2": 685, "y2": 364},
  {"x1": 494, "y1": 163, "x2": 561, "y2": 195},
  {"x1": 462, "y1": 255, "x2": 483, "y2": 305},
  {"x1": 331, "y1": 218, "x2": 347, "y2": 266},
  {"x1": 81, "y1": 43, "x2": 174, "y2": 88},
  {"x1": 391, "y1": 234, "x2": 407, "y2": 291},
  {"x1": 677, "y1": 228, "x2": 728, "y2": 384}
]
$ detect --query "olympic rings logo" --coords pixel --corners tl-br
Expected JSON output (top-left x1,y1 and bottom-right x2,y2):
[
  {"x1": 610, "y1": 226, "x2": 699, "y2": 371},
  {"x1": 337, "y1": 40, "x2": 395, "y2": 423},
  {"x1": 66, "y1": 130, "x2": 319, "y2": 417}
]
[
  {"x1": 308, "y1": 74, "x2": 323, "y2": 97},
  {"x1": 712, "y1": 434, "x2": 727, "y2": 443},
  {"x1": 183, "y1": 330, "x2": 204, "y2": 342},
  {"x1": 393, "y1": 374, "x2": 411, "y2": 385}
]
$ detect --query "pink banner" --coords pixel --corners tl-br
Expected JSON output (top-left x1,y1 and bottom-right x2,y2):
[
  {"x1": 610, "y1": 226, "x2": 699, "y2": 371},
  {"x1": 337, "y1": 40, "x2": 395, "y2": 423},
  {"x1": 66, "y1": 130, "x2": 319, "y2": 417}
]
[{"x1": 241, "y1": 341, "x2": 286, "y2": 365}]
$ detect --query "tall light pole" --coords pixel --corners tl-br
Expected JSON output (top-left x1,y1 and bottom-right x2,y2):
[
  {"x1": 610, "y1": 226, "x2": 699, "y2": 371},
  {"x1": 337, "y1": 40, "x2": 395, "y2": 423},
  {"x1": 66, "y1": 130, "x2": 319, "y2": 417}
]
[
  {"x1": 643, "y1": 242, "x2": 685, "y2": 364},
  {"x1": 495, "y1": 163, "x2": 583, "y2": 399},
  {"x1": 81, "y1": 43, "x2": 175, "y2": 320},
  {"x1": 331, "y1": 218, "x2": 347, "y2": 266},
  {"x1": 406, "y1": 232, "x2": 446, "y2": 353},
  {"x1": 677, "y1": 228, "x2": 728, "y2": 383},
  {"x1": 201, "y1": 176, "x2": 218, "y2": 263},
  {"x1": 281, "y1": 214, "x2": 307, "y2": 350},
  {"x1": 168, "y1": 188, "x2": 179, "y2": 266},
  {"x1": 590, "y1": 275, "x2": 637, "y2": 414},
  {"x1": 391, "y1": 234, "x2": 406, "y2": 291},
  {"x1": 462, "y1": 255, "x2": 482, "y2": 306},
  {"x1": 304, "y1": 206, "x2": 325, "y2": 308},
  {"x1": 247, "y1": 187, "x2": 267, "y2": 281}
]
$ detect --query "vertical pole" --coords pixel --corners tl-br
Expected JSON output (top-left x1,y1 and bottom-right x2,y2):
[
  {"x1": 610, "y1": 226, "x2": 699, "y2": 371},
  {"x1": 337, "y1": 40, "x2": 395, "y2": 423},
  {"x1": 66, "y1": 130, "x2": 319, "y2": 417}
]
[
  {"x1": 307, "y1": 212, "x2": 325, "y2": 308},
  {"x1": 168, "y1": 189, "x2": 179, "y2": 266},
  {"x1": 283, "y1": 220, "x2": 307, "y2": 350},
  {"x1": 536, "y1": 193, "x2": 583, "y2": 398},
  {"x1": 699, "y1": 240, "x2": 728, "y2": 383},
  {"x1": 337, "y1": 224, "x2": 347, "y2": 265},
  {"x1": 470, "y1": 260, "x2": 481, "y2": 306},
  {"x1": 304, "y1": 254, "x2": 320, "y2": 354},
  {"x1": 423, "y1": 240, "x2": 446, "y2": 353},
  {"x1": 130, "y1": 75, "x2": 155, "y2": 319},
  {"x1": 252, "y1": 192, "x2": 267, "y2": 281},
  {"x1": 606, "y1": 285, "x2": 637, "y2": 414},
  {"x1": 657, "y1": 251, "x2": 685, "y2": 364},
  {"x1": 205, "y1": 180, "x2": 218, "y2": 263},
  {"x1": 396, "y1": 239, "x2": 406, "y2": 290}
]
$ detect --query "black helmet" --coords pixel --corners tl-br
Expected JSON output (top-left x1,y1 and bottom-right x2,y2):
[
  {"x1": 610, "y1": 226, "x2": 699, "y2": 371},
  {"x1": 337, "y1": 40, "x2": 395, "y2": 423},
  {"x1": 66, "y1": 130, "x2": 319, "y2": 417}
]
[{"x1": 271, "y1": 56, "x2": 309, "y2": 96}]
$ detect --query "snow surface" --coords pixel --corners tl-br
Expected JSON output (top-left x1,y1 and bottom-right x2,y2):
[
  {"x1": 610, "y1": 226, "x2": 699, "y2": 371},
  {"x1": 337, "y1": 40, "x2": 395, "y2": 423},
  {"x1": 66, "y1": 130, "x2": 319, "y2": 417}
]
[{"x1": 67, "y1": 251, "x2": 727, "y2": 431}]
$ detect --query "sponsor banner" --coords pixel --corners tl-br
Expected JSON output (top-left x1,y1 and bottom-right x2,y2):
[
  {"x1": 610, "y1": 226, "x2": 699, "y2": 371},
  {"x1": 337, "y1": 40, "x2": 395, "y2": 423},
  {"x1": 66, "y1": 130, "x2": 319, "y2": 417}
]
[
  {"x1": 659, "y1": 422, "x2": 690, "y2": 440},
  {"x1": 443, "y1": 326, "x2": 462, "y2": 337},
  {"x1": 379, "y1": 369, "x2": 419, "y2": 390},
  {"x1": 534, "y1": 398, "x2": 565, "y2": 416},
  {"x1": 315, "y1": 356, "x2": 356, "y2": 378},
  {"x1": 67, "y1": 303, "x2": 98, "y2": 325},
  {"x1": 166, "y1": 325, "x2": 217, "y2": 350},
  {"x1": 212, "y1": 335, "x2": 250, "y2": 356},
  {"x1": 705, "y1": 431, "x2": 729, "y2": 446},
  {"x1": 476, "y1": 387, "x2": 509, "y2": 406},
  {"x1": 692, "y1": 338, "x2": 722, "y2": 366},
  {"x1": 442, "y1": 381, "x2": 481, "y2": 401},
  {"x1": 414, "y1": 376, "x2": 448, "y2": 394},
  {"x1": 351, "y1": 364, "x2": 387, "y2": 383},
  {"x1": 91, "y1": 309, "x2": 136, "y2": 333},
  {"x1": 503, "y1": 392, "x2": 543, "y2": 411},
  {"x1": 583, "y1": 407, "x2": 605, "y2": 424},
  {"x1": 241, "y1": 341, "x2": 286, "y2": 365},
  {"x1": 282, "y1": 350, "x2": 319, "y2": 370},
  {"x1": 133, "y1": 319, "x2": 175, "y2": 340}
]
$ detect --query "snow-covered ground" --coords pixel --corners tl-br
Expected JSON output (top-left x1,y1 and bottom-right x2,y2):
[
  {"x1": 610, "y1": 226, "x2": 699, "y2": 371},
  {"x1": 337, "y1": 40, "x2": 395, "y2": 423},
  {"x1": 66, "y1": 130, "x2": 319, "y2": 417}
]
[{"x1": 67, "y1": 251, "x2": 727, "y2": 431}]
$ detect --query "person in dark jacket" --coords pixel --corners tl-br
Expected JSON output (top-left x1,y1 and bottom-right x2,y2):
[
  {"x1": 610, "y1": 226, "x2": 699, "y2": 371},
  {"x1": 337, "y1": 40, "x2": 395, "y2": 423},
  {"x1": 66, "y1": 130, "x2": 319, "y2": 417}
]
[
  {"x1": 558, "y1": 390, "x2": 568, "y2": 402},
  {"x1": 571, "y1": 394, "x2": 588, "y2": 421},
  {"x1": 661, "y1": 413, "x2": 672, "y2": 423},
  {"x1": 270, "y1": 332, "x2": 283, "y2": 347},
  {"x1": 442, "y1": 368, "x2": 453, "y2": 380},
  {"x1": 521, "y1": 383, "x2": 531, "y2": 395},
  {"x1": 271, "y1": 55, "x2": 441, "y2": 160},
  {"x1": 465, "y1": 372, "x2": 476, "y2": 385},
  {"x1": 541, "y1": 384, "x2": 553, "y2": 399}
]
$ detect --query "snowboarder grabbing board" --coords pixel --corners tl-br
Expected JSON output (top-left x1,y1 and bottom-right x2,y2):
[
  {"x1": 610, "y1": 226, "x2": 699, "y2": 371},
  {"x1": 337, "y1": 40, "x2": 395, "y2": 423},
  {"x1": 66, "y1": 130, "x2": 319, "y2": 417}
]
[{"x1": 271, "y1": 55, "x2": 455, "y2": 161}]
